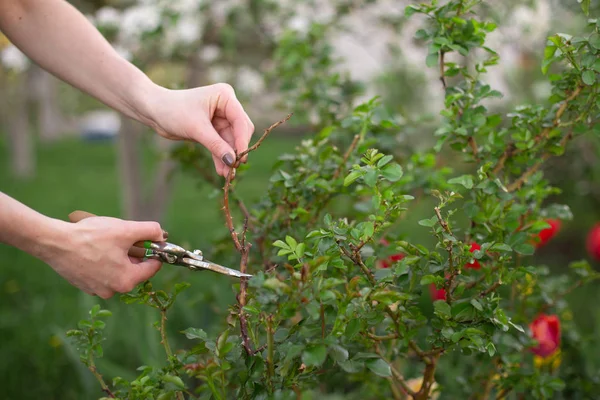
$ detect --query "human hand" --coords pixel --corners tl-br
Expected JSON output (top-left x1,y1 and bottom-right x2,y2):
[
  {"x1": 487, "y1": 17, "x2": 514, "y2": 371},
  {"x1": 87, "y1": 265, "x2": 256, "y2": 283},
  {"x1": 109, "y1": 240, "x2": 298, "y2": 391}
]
[
  {"x1": 41, "y1": 216, "x2": 165, "y2": 299},
  {"x1": 145, "y1": 83, "x2": 255, "y2": 177}
]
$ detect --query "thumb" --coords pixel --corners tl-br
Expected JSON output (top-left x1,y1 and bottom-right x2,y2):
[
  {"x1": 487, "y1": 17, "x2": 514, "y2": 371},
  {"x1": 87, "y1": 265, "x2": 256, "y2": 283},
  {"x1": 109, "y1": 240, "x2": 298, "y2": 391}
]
[
  {"x1": 123, "y1": 221, "x2": 165, "y2": 243},
  {"x1": 129, "y1": 259, "x2": 162, "y2": 283},
  {"x1": 194, "y1": 122, "x2": 236, "y2": 173}
]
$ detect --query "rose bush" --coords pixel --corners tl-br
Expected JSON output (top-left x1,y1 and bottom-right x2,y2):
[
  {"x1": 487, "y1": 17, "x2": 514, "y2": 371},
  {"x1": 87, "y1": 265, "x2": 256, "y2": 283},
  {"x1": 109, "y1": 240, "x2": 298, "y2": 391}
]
[{"x1": 66, "y1": 1, "x2": 600, "y2": 399}]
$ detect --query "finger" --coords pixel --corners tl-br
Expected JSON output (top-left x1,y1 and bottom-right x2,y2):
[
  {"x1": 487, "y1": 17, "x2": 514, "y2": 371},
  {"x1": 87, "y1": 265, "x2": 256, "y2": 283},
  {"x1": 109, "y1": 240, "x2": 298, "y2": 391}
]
[
  {"x1": 123, "y1": 220, "x2": 164, "y2": 243},
  {"x1": 193, "y1": 120, "x2": 236, "y2": 175},
  {"x1": 129, "y1": 259, "x2": 162, "y2": 284},
  {"x1": 225, "y1": 99, "x2": 254, "y2": 163}
]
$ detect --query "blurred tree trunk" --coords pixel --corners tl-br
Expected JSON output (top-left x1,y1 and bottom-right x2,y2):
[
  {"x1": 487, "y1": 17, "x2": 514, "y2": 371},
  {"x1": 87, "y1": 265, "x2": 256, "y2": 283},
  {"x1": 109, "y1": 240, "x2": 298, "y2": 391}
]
[
  {"x1": 116, "y1": 54, "x2": 208, "y2": 223},
  {"x1": 4, "y1": 71, "x2": 35, "y2": 179},
  {"x1": 29, "y1": 65, "x2": 66, "y2": 142},
  {"x1": 117, "y1": 115, "x2": 145, "y2": 220}
]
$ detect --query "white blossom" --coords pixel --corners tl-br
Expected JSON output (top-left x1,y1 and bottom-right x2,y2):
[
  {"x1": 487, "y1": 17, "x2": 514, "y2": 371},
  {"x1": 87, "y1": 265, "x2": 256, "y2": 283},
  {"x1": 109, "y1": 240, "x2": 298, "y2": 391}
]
[
  {"x1": 1, "y1": 45, "x2": 29, "y2": 72},
  {"x1": 173, "y1": 15, "x2": 202, "y2": 44},
  {"x1": 236, "y1": 66, "x2": 265, "y2": 95},
  {"x1": 96, "y1": 7, "x2": 121, "y2": 28},
  {"x1": 119, "y1": 5, "x2": 162, "y2": 39},
  {"x1": 200, "y1": 45, "x2": 220, "y2": 63}
]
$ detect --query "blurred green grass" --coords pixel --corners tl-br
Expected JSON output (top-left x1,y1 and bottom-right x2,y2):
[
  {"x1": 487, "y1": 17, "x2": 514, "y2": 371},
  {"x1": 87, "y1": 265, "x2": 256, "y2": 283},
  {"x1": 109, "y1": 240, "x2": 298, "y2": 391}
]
[{"x1": 0, "y1": 134, "x2": 301, "y2": 400}]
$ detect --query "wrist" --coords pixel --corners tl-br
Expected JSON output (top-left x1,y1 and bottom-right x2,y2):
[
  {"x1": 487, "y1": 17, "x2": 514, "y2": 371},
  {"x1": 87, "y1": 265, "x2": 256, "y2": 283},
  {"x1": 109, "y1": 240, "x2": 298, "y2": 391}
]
[
  {"x1": 125, "y1": 73, "x2": 169, "y2": 131},
  {"x1": 24, "y1": 216, "x2": 71, "y2": 264}
]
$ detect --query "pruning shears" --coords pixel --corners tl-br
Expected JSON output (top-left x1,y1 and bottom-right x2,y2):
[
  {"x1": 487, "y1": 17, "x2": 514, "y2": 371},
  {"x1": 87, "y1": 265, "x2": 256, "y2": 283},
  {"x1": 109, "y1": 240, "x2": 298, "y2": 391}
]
[{"x1": 68, "y1": 210, "x2": 252, "y2": 279}]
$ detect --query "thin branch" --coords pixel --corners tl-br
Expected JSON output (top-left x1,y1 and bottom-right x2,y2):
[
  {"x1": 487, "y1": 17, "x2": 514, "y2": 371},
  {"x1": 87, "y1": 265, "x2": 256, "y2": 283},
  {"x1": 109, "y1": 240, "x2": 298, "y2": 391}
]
[
  {"x1": 434, "y1": 207, "x2": 452, "y2": 235},
  {"x1": 506, "y1": 131, "x2": 572, "y2": 192},
  {"x1": 237, "y1": 114, "x2": 293, "y2": 161},
  {"x1": 222, "y1": 114, "x2": 292, "y2": 356},
  {"x1": 368, "y1": 332, "x2": 399, "y2": 341},
  {"x1": 332, "y1": 134, "x2": 360, "y2": 180},
  {"x1": 439, "y1": 50, "x2": 447, "y2": 91},
  {"x1": 374, "y1": 343, "x2": 415, "y2": 397},
  {"x1": 88, "y1": 361, "x2": 115, "y2": 398},
  {"x1": 468, "y1": 136, "x2": 479, "y2": 159},
  {"x1": 480, "y1": 281, "x2": 501, "y2": 297}
]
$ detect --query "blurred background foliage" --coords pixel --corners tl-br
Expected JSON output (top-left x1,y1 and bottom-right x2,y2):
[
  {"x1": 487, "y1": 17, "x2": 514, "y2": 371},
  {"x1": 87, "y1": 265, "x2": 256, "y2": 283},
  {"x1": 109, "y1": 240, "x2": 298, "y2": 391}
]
[{"x1": 1, "y1": 0, "x2": 600, "y2": 398}]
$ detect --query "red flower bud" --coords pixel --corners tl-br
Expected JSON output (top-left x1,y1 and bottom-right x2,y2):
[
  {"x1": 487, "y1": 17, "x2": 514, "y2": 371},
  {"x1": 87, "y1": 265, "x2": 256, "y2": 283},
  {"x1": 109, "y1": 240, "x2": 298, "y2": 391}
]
[
  {"x1": 465, "y1": 243, "x2": 481, "y2": 270},
  {"x1": 586, "y1": 223, "x2": 600, "y2": 261},
  {"x1": 381, "y1": 253, "x2": 405, "y2": 268},
  {"x1": 429, "y1": 283, "x2": 447, "y2": 301},
  {"x1": 378, "y1": 239, "x2": 405, "y2": 268},
  {"x1": 530, "y1": 314, "x2": 560, "y2": 358},
  {"x1": 534, "y1": 219, "x2": 561, "y2": 249}
]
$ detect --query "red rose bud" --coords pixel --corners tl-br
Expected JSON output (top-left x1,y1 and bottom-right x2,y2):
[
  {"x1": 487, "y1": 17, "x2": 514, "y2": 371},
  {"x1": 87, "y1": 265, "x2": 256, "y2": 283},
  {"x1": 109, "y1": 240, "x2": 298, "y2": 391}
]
[
  {"x1": 465, "y1": 243, "x2": 482, "y2": 270},
  {"x1": 530, "y1": 314, "x2": 560, "y2": 358},
  {"x1": 535, "y1": 219, "x2": 561, "y2": 248},
  {"x1": 382, "y1": 253, "x2": 405, "y2": 268},
  {"x1": 586, "y1": 223, "x2": 600, "y2": 261},
  {"x1": 429, "y1": 283, "x2": 447, "y2": 301}
]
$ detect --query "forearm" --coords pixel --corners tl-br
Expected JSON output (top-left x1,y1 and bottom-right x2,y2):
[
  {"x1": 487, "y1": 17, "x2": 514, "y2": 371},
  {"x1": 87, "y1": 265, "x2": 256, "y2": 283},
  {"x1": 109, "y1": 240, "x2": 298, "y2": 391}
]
[
  {"x1": 0, "y1": 0, "x2": 160, "y2": 125},
  {"x1": 0, "y1": 192, "x2": 66, "y2": 260}
]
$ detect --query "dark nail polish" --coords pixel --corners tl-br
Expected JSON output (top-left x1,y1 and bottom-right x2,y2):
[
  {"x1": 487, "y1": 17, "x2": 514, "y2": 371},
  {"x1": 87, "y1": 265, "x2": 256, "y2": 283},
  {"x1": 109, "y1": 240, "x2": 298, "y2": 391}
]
[
  {"x1": 162, "y1": 230, "x2": 169, "y2": 240},
  {"x1": 222, "y1": 153, "x2": 235, "y2": 166}
]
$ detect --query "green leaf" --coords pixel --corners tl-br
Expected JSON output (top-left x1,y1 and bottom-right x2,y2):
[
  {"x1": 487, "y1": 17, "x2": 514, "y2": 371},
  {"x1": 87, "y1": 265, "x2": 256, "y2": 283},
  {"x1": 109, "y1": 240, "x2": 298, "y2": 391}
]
[
  {"x1": 90, "y1": 305, "x2": 100, "y2": 318},
  {"x1": 182, "y1": 328, "x2": 207, "y2": 341},
  {"x1": 273, "y1": 240, "x2": 289, "y2": 250},
  {"x1": 302, "y1": 344, "x2": 327, "y2": 367},
  {"x1": 589, "y1": 32, "x2": 600, "y2": 50},
  {"x1": 448, "y1": 174, "x2": 474, "y2": 189},
  {"x1": 364, "y1": 167, "x2": 378, "y2": 187},
  {"x1": 162, "y1": 374, "x2": 185, "y2": 389},
  {"x1": 97, "y1": 310, "x2": 112, "y2": 318},
  {"x1": 174, "y1": 282, "x2": 191, "y2": 296},
  {"x1": 339, "y1": 359, "x2": 363, "y2": 373},
  {"x1": 426, "y1": 53, "x2": 438, "y2": 68},
  {"x1": 285, "y1": 235, "x2": 298, "y2": 249},
  {"x1": 344, "y1": 170, "x2": 363, "y2": 186},
  {"x1": 433, "y1": 301, "x2": 451, "y2": 318},
  {"x1": 581, "y1": 0, "x2": 590, "y2": 16},
  {"x1": 582, "y1": 70, "x2": 596, "y2": 86},
  {"x1": 470, "y1": 299, "x2": 483, "y2": 311},
  {"x1": 420, "y1": 275, "x2": 437, "y2": 285},
  {"x1": 514, "y1": 243, "x2": 535, "y2": 255},
  {"x1": 490, "y1": 243, "x2": 512, "y2": 252},
  {"x1": 381, "y1": 163, "x2": 403, "y2": 181},
  {"x1": 345, "y1": 319, "x2": 361, "y2": 339},
  {"x1": 486, "y1": 342, "x2": 496, "y2": 357},
  {"x1": 365, "y1": 358, "x2": 392, "y2": 377},
  {"x1": 418, "y1": 217, "x2": 437, "y2": 227},
  {"x1": 295, "y1": 242, "x2": 306, "y2": 258},
  {"x1": 377, "y1": 155, "x2": 393, "y2": 168},
  {"x1": 243, "y1": 305, "x2": 261, "y2": 315},
  {"x1": 329, "y1": 345, "x2": 349, "y2": 363}
]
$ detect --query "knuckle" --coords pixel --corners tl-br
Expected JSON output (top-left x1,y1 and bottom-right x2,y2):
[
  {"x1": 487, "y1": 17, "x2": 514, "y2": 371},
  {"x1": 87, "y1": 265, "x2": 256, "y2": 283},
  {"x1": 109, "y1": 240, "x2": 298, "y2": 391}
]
[
  {"x1": 148, "y1": 222, "x2": 162, "y2": 238},
  {"x1": 113, "y1": 279, "x2": 134, "y2": 293},
  {"x1": 216, "y1": 82, "x2": 234, "y2": 95},
  {"x1": 98, "y1": 291, "x2": 113, "y2": 300}
]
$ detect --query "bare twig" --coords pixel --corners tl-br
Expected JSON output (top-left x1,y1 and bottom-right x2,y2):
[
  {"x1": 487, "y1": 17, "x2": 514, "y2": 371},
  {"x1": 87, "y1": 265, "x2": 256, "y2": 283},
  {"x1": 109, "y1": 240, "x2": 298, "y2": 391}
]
[
  {"x1": 439, "y1": 50, "x2": 447, "y2": 91},
  {"x1": 88, "y1": 362, "x2": 115, "y2": 398},
  {"x1": 468, "y1": 136, "x2": 479, "y2": 159},
  {"x1": 506, "y1": 131, "x2": 572, "y2": 192},
  {"x1": 414, "y1": 354, "x2": 440, "y2": 400},
  {"x1": 374, "y1": 344, "x2": 415, "y2": 397},
  {"x1": 480, "y1": 281, "x2": 501, "y2": 297},
  {"x1": 434, "y1": 207, "x2": 452, "y2": 235},
  {"x1": 222, "y1": 114, "x2": 292, "y2": 356},
  {"x1": 332, "y1": 134, "x2": 360, "y2": 180}
]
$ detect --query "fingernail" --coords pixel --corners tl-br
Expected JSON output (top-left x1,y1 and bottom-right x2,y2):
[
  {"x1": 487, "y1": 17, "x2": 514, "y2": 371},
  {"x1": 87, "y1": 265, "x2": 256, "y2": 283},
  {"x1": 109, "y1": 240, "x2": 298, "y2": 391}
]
[
  {"x1": 222, "y1": 153, "x2": 235, "y2": 166},
  {"x1": 162, "y1": 230, "x2": 169, "y2": 240}
]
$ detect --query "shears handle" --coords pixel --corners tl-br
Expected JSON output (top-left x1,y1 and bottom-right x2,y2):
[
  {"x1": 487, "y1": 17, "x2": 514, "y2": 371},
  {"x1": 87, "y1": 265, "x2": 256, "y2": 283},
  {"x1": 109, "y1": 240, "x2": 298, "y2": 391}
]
[{"x1": 67, "y1": 210, "x2": 167, "y2": 259}]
